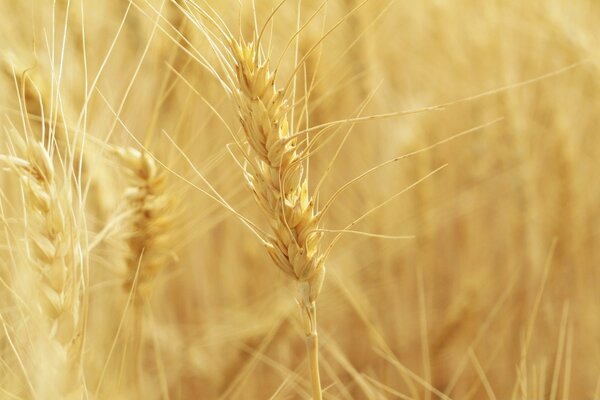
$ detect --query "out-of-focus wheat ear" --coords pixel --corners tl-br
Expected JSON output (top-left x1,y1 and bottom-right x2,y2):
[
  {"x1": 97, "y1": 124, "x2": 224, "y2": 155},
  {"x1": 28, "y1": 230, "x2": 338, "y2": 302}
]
[
  {"x1": 114, "y1": 146, "x2": 175, "y2": 302},
  {"x1": 0, "y1": 55, "x2": 51, "y2": 140},
  {"x1": 1, "y1": 53, "x2": 111, "y2": 227},
  {"x1": 1, "y1": 137, "x2": 85, "y2": 398},
  {"x1": 226, "y1": 35, "x2": 325, "y2": 400}
]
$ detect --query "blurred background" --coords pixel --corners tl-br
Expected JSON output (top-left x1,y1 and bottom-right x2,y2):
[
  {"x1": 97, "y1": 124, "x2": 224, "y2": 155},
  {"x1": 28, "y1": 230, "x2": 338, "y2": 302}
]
[{"x1": 1, "y1": 0, "x2": 599, "y2": 398}]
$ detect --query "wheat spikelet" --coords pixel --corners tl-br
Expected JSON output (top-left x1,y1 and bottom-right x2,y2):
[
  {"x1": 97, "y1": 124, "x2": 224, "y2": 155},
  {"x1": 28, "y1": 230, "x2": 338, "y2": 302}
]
[
  {"x1": 227, "y1": 36, "x2": 325, "y2": 399},
  {"x1": 0, "y1": 56, "x2": 49, "y2": 137},
  {"x1": 115, "y1": 146, "x2": 175, "y2": 301}
]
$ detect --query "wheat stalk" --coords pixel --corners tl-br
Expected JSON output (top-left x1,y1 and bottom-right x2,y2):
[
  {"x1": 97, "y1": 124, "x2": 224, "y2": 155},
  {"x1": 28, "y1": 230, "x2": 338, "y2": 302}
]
[
  {"x1": 106, "y1": 146, "x2": 175, "y2": 397},
  {"x1": 227, "y1": 36, "x2": 326, "y2": 399}
]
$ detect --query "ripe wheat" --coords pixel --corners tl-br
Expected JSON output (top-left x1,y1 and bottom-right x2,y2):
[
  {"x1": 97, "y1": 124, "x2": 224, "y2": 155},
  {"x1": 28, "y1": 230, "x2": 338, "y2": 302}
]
[{"x1": 227, "y1": 35, "x2": 326, "y2": 399}]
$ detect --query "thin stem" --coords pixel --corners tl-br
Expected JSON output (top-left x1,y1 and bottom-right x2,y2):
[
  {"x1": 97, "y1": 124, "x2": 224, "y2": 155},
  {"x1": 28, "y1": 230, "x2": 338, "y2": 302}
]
[
  {"x1": 302, "y1": 299, "x2": 323, "y2": 400},
  {"x1": 307, "y1": 330, "x2": 323, "y2": 400}
]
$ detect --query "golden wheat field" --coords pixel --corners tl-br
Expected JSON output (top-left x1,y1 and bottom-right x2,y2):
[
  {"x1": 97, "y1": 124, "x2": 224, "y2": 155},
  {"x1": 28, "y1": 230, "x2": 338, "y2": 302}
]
[{"x1": 0, "y1": 0, "x2": 599, "y2": 398}]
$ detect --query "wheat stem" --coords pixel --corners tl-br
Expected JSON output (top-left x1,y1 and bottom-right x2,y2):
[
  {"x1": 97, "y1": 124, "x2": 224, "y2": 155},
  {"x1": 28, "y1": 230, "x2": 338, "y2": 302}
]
[{"x1": 303, "y1": 299, "x2": 323, "y2": 400}]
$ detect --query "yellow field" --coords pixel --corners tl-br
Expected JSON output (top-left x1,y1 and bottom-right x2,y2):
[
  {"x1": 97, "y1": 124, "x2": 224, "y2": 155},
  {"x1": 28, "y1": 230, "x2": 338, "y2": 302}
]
[{"x1": 0, "y1": 0, "x2": 599, "y2": 398}]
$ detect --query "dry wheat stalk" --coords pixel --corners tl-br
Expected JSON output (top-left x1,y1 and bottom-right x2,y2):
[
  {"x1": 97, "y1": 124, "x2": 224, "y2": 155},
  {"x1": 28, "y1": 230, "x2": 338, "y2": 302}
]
[
  {"x1": 110, "y1": 146, "x2": 175, "y2": 398},
  {"x1": 1, "y1": 138, "x2": 83, "y2": 398},
  {"x1": 227, "y1": 36, "x2": 325, "y2": 399},
  {"x1": 115, "y1": 146, "x2": 174, "y2": 301}
]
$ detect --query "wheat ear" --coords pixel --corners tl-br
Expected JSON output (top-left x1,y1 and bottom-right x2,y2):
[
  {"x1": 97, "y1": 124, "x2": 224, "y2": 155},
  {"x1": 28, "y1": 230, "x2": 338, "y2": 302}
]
[
  {"x1": 2, "y1": 139, "x2": 83, "y2": 397},
  {"x1": 228, "y1": 37, "x2": 325, "y2": 400},
  {"x1": 2, "y1": 55, "x2": 112, "y2": 226},
  {"x1": 115, "y1": 146, "x2": 174, "y2": 301}
]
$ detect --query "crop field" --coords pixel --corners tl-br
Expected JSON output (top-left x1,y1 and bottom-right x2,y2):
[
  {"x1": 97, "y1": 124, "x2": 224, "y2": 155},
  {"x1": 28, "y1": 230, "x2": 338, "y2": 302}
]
[{"x1": 0, "y1": 0, "x2": 599, "y2": 399}]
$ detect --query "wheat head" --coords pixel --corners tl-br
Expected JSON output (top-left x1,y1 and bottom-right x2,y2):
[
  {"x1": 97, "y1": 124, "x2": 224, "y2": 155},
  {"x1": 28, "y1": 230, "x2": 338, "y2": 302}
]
[
  {"x1": 1, "y1": 137, "x2": 84, "y2": 398},
  {"x1": 115, "y1": 146, "x2": 174, "y2": 301},
  {"x1": 227, "y1": 36, "x2": 325, "y2": 399}
]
